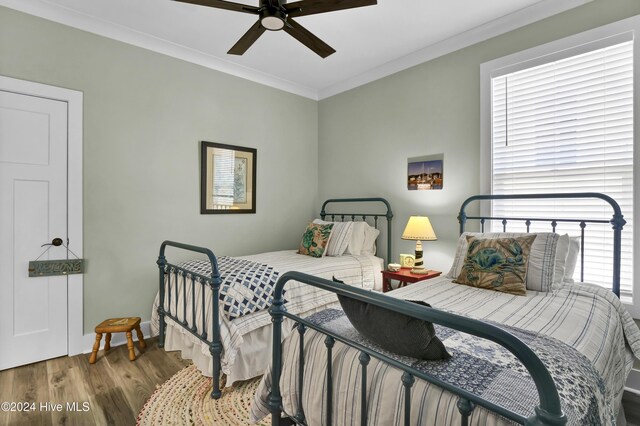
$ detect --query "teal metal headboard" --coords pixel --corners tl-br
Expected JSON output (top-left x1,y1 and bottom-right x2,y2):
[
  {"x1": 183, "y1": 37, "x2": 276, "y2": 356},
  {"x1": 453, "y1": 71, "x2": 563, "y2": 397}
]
[
  {"x1": 457, "y1": 192, "x2": 626, "y2": 297},
  {"x1": 320, "y1": 197, "x2": 393, "y2": 265}
]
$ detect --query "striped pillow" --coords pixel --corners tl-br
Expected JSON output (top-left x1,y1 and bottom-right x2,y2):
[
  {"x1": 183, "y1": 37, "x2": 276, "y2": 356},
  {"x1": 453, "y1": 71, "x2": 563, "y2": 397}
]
[
  {"x1": 313, "y1": 220, "x2": 354, "y2": 256},
  {"x1": 447, "y1": 232, "x2": 559, "y2": 292}
]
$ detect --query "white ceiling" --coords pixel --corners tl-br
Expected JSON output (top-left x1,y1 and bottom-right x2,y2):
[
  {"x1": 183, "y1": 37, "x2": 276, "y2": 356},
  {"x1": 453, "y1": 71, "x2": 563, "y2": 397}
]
[{"x1": 0, "y1": 0, "x2": 590, "y2": 99}]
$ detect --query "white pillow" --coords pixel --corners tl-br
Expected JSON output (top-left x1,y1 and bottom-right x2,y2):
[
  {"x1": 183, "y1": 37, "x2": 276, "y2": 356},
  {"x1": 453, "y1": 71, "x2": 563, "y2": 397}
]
[
  {"x1": 563, "y1": 236, "x2": 581, "y2": 283},
  {"x1": 447, "y1": 232, "x2": 559, "y2": 292},
  {"x1": 361, "y1": 225, "x2": 380, "y2": 255},
  {"x1": 345, "y1": 222, "x2": 367, "y2": 255},
  {"x1": 312, "y1": 219, "x2": 354, "y2": 256},
  {"x1": 552, "y1": 234, "x2": 570, "y2": 288}
]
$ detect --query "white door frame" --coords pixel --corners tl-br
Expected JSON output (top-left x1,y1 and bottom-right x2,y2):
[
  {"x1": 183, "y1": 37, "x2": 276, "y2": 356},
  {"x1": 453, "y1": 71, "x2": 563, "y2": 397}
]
[{"x1": 0, "y1": 75, "x2": 84, "y2": 356}]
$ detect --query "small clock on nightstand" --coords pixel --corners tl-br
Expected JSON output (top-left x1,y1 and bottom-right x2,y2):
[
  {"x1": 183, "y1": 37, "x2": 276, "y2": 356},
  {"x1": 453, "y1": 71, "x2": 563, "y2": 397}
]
[{"x1": 399, "y1": 254, "x2": 415, "y2": 268}]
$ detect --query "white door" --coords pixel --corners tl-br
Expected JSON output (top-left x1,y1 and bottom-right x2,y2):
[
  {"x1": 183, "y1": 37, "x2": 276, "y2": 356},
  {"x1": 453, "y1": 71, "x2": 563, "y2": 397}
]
[{"x1": 0, "y1": 90, "x2": 68, "y2": 370}]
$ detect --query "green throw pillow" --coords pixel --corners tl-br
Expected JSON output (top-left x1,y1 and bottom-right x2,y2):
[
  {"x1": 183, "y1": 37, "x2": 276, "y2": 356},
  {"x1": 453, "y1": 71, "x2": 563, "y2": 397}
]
[
  {"x1": 297, "y1": 222, "x2": 333, "y2": 258},
  {"x1": 453, "y1": 235, "x2": 536, "y2": 296}
]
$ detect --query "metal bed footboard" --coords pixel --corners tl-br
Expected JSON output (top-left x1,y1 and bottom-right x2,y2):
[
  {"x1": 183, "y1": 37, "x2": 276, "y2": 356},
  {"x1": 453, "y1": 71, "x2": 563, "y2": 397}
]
[
  {"x1": 457, "y1": 192, "x2": 626, "y2": 297},
  {"x1": 268, "y1": 272, "x2": 567, "y2": 426},
  {"x1": 156, "y1": 240, "x2": 223, "y2": 398}
]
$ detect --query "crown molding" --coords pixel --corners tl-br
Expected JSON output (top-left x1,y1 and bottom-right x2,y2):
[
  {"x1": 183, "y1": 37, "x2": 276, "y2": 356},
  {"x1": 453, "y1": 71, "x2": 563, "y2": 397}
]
[
  {"x1": 1, "y1": 0, "x2": 591, "y2": 101},
  {"x1": 0, "y1": 0, "x2": 319, "y2": 99},
  {"x1": 317, "y1": 0, "x2": 592, "y2": 99}
]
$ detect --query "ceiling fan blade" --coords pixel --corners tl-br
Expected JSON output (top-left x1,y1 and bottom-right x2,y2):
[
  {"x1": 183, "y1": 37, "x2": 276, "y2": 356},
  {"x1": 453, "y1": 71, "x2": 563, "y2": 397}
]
[
  {"x1": 228, "y1": 20, "x2": 267, "y2": 55},
  {"x1": 174, "y1": 0, "x2": 259, "y2": 15},
  {"x1": 283, "y1": 18, "x2": 336, "y2": 58},
  {"x1": 285, "y1": 0, "x2": 376, "y2": 18}
]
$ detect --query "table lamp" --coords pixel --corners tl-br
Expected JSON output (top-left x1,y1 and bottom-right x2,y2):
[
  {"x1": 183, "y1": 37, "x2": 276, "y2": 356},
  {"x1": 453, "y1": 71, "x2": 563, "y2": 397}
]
[{"x1": 401, "y1": 216, "x2": 437, "y2": 274}]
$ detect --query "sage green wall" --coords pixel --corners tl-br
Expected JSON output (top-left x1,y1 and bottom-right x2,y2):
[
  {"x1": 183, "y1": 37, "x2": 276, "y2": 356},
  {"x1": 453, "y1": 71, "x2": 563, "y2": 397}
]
[
  {"x1": 0, "y1": 6, "x2": 319, "y2": 334},
  {"x1": 318, "y1": 0, "x2": 640, "y2": 274}
]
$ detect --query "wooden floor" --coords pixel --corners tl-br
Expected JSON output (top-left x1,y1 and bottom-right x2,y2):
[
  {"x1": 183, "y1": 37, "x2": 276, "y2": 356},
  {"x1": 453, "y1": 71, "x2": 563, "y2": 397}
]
[
  {"x1": 0, "y1": 338, "x2": 639, "y2": 425},
  {"x1": 0, "y1": 337, "x2": 189, "y2": 426}
]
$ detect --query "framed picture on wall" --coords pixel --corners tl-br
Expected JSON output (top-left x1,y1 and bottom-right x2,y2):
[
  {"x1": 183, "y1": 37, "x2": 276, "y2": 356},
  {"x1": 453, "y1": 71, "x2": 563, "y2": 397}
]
[
  {"x1": 201, "y1": 141, "x2": 257, "y2": 214},
  {"x1": 407, "y1": 154, "x2": 444, "y2": 190}
]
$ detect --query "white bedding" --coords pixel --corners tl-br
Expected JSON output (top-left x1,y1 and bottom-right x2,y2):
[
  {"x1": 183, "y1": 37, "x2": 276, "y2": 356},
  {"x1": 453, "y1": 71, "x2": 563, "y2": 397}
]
[
  {"x1": 251, "y1": 277, "x2": 640, "y2": 424},
  {"x1": 150, "y1": 250, "x2": 384, "y2": 383}
]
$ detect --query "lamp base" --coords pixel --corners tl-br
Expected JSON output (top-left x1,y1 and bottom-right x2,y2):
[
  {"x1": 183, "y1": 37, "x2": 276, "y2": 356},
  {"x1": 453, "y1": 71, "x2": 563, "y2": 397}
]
[{"x1": 410, "y1": 267, "x2": 430, "y2": 275}]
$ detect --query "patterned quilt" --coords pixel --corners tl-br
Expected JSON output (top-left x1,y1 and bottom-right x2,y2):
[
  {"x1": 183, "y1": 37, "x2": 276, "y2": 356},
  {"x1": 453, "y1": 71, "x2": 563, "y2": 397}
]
[
  {"x1": 175, "y1": 257, "x2": 281, "y2": 321},
  {"x1": 151, "y1": 251, "x2": 383, "y2": 383},
  {"x1": 251, "y1": 279, "x2": 640, "y2": 425}
]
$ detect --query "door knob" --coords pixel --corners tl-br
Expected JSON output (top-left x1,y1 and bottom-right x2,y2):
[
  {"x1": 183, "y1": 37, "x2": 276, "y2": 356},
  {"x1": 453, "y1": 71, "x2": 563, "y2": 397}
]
[{"x1": 41, "y1": 238, "x2": 64, "y2": 248}]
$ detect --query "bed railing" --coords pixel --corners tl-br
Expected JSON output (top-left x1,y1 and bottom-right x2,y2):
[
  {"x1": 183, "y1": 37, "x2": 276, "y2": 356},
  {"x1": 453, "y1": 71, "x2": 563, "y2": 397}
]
[
  {"x1": 457, "y1": 192, "x2": 626, "y2": 297},
  {"x1": 268, "y1": 272, "x2": 567, "y2": 426},
  {"x1": 157, "y1": 240, "x2": 223, "y2": 398},
  {"x1": 320, "y1": 197, "x2": 393, "y2": 265}
]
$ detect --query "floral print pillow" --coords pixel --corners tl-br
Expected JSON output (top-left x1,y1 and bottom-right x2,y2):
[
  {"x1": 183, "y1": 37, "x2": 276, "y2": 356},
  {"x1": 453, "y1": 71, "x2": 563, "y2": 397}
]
[
  {"x1": 453, "y1": 235, "x2": 536, "y2": 296},
  {"x1": 298, "y1": 223, "x2": 334, "y2": 258}
]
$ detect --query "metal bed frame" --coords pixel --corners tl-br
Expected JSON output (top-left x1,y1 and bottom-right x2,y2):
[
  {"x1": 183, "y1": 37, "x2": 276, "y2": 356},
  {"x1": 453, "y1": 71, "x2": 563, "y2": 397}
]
[
  {"x1": 458, "y1": 192, "x2": 626, "y2": 297},
  {"x1": 267, "y1": 193, "x2": 626, "y2": 425},
  {"x1": 320, "y1": 197, "x2": 394, "y2": 265},
  {"x1": 156, "y1": 197, "x2": 393, "y2": 399}
]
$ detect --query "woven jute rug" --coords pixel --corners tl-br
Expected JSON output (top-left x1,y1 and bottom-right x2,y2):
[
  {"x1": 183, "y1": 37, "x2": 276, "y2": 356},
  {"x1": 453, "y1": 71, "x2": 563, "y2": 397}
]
[{"x1": 137, "y1": 364, "x2": 270, "y2": 425}]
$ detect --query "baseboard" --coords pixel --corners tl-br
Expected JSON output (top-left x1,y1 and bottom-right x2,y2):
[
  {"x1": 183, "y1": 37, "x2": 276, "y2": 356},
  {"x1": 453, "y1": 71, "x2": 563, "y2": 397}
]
[
  {"x1": 625, "y1": 368, "x2": 640, "y2": 395},
  {"x1": 80, "y1": 320, "x2": 151, "y2": 354}
]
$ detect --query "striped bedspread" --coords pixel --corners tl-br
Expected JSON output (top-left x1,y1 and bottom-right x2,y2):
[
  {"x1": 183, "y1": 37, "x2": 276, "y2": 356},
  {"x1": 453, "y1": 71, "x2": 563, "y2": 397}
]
[
  {"x1": 150, "y1": 250, "x2": 383, "y2": 378},
  {"x1": 251, "y1": 278, "x2": 640, "y2": 425}
]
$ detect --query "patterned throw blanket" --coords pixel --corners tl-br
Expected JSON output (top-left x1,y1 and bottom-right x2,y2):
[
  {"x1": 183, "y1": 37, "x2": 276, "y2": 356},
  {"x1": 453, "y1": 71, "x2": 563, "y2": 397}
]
[
  {"x1": 177, "y1": 257, "x2": 281, "y2": 321},
  {"x1": 252, "y1": 308, "x2": 612, "y2": 425}
]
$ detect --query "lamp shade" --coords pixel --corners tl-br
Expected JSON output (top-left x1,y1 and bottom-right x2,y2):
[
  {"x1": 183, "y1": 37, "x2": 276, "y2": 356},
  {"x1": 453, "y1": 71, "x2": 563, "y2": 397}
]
[{"x1": 401, "y1": 216, "x2": 437, "y2": 241}]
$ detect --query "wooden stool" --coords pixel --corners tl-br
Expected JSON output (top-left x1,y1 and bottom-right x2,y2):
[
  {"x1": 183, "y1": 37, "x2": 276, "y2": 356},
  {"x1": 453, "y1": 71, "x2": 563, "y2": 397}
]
[{"x1": 89, "y1": 317, "x2": 146, "y2": 364}]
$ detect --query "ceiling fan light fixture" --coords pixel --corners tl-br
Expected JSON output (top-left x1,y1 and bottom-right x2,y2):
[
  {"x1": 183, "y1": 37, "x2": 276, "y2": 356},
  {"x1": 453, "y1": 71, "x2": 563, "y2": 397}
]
[
  {"x1": 260, "y1": 10, "x2": 285, "y2": 31},
  {"x1": 180, "y1": 0, "x2": 378, "y2": 57}
]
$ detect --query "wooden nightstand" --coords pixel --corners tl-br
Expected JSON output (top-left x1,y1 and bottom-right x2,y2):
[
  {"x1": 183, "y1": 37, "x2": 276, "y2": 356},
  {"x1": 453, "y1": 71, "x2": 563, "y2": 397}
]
[{"x1": 382, "y1": 268, "x2": 442, "y2": 293}]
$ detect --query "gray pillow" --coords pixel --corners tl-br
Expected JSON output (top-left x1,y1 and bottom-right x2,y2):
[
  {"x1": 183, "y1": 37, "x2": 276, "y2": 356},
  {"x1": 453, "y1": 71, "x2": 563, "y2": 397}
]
[{"x1": 333, "y1": 277, "x2": 451, "y2": 361}]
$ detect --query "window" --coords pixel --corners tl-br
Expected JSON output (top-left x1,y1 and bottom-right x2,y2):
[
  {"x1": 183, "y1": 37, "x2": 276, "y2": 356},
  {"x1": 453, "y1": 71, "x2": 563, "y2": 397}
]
[{"x1": 481, "y1": 21, "x2": 637, "y2": 304}]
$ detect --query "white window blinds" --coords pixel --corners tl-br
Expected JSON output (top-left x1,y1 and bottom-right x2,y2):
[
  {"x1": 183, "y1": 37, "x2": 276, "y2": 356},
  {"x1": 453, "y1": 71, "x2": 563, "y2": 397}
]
[{"x1": 490, "y1": 39, "x2": 634, "y2": 296}]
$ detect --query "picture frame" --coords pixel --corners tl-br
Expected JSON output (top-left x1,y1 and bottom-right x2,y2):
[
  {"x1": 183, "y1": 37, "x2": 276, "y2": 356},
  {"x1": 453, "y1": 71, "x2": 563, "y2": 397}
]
[
  {"x1": 201, "y1": 141, "x2": 257, "y2": 214},
  {"x1": 407, "y1": 154, "x2": 444, "y2": 190}
]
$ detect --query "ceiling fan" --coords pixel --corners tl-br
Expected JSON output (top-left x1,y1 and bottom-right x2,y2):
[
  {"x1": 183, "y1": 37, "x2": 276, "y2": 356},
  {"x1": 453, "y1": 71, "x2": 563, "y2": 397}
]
[{"x1": 174, "y1": 0, "x2": 377, "y2": 58}]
